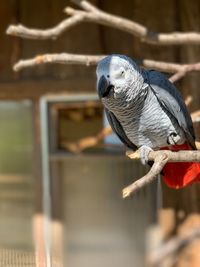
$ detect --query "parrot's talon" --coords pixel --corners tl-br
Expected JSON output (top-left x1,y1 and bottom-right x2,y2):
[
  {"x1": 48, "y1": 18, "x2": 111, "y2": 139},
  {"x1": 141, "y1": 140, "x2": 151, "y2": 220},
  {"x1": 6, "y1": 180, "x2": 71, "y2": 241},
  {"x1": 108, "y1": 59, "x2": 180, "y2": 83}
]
[
  {"x1": 139, "y1": 145, "x2": 153, "y2": 165},
  {"x1": 167, "y1": 132, "x2": 181, "y2": 145}
]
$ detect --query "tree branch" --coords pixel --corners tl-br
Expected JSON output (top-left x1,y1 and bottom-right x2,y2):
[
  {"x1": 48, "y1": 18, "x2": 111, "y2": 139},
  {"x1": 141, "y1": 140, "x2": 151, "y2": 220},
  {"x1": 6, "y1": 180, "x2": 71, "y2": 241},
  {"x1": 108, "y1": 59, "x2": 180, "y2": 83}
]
[
  {"x1": 123, "y1": 153, "x2": 169, "y2": 198},
  {"x1": 61, "y1": 126, "x2": 113, "y2": 153},
  {"x1": 12, "y1": 52, "x2": 200, "y2": 77},
  {"x1": 185, "y1": 95, "x2": 193, "y2": 107},
  {"x1": 169, "y1": 63, "x2": 200, "y2": 83},
  {"x1": 191, "y1": 110, "x2": 200, "y2": 122},
  {"x1": 12, "y1": 53, "x2": 105, "y2": 71},
  {"x1": 7, "y1": 0, "x2": 200, "y2": 79},
  {"x1": 6, "y1": 15, "x2": 84, "y2": 40},
  {"x1": 127, "y1": 149, "x2": 200, "y2": 162},
  {"x1": 148, "y1": 227, "x2": 200, "y2": 266},
  {"x1": 123, "y1": 149, "x2": 200, "y2": 198},
  {"x1": 6, "y1": 0, "x2": 200, "y2": 45}
]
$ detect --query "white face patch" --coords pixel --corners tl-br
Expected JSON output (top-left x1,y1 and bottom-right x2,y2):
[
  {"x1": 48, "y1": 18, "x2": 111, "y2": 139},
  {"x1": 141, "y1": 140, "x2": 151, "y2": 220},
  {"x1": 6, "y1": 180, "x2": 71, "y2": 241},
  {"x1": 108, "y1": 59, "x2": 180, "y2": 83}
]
[{"x1": 96, "y1": 55, "x2": 144, "y2": 101}]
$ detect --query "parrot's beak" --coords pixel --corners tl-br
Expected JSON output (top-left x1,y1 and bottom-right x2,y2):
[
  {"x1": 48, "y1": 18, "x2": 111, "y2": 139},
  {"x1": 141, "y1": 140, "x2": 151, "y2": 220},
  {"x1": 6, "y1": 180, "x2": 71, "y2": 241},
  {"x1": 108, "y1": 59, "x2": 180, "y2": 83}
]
[{"x1": 98, "y1": 75, "x2": 114, "y2": 98}]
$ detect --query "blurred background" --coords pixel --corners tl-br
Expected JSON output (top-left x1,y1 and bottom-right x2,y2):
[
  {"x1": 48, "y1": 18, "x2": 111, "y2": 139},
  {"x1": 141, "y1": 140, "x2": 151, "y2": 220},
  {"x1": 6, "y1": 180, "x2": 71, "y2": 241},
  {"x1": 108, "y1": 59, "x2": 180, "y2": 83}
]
[{"x1": 1, "y1": 0, "x2": 200, "y2": 266}]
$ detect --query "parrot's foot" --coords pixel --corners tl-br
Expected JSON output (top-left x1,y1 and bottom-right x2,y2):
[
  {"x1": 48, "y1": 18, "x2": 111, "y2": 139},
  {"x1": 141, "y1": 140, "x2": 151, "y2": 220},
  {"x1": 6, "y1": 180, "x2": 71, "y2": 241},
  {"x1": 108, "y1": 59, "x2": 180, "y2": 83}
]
[
  {"x1": 167, "y1": 132, "x2": 181, "y2": 145},
  {"x1": 139, "y1": 145, "x2": 153, "y2": 165}
]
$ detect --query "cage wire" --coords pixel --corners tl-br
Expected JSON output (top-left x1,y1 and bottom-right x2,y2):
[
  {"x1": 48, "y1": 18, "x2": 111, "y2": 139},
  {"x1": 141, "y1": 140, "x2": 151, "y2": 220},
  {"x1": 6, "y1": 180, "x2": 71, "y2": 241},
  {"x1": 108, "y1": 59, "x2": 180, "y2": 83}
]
[
  {"x1": 0, "y1": 249, "x2": 64, "y2": 267},
  {"x1": 0, "y1": 249, "x2": 35, "y2": 267}
]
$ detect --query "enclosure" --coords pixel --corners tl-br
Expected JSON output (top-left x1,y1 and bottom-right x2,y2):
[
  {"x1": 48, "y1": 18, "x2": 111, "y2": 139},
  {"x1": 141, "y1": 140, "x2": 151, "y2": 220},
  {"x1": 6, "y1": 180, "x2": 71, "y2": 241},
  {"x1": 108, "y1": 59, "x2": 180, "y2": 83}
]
[{"x1": 1, "y1": 0, "x2": 200, "y2": 267}]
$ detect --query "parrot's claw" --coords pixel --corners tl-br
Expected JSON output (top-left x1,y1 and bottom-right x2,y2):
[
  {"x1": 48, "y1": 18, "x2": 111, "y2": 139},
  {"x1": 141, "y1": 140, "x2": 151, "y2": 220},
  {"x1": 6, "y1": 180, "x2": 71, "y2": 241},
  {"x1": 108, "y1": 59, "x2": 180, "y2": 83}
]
[
  {"x1": 139, "y1": 145, "x2": 153, "y2": 165},
  {"x1": 167, "y1": 132, "x2": 181, "y2": 145}
]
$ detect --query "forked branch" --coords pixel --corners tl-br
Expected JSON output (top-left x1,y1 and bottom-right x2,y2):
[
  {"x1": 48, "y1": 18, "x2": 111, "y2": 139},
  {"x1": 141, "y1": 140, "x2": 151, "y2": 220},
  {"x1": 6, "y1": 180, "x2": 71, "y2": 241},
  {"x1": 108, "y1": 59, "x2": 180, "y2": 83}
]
[
  {"x1": 6, "y1": 0, "x2": 200, "y2": 45},
  {"x1": 6, "y1": 0, "x2": 200, "y2": 80},
  {"x1": 148, "y1": 227, "x2": 200, "y2": 266},
  {"x1": 123, "y1": 149, "x2": 200, "y2": 198},
  {"x1": 123, "y1": 153, "x2": 169, "y2": 198}
]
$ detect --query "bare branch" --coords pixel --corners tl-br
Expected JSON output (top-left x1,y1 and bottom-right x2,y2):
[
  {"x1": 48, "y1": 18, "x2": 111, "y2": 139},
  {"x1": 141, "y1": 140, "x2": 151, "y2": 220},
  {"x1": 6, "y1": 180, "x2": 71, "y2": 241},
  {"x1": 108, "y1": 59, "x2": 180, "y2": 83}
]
[
  {"x1": 148, "y1": 227, "x2": 200, "y2": 266},
  {"x1": 127, "y1": 149, "x2": 200, "y2": 162},
  {"x1": 185, "y1": 95, "x2": 193, "y2": 107},
  {"x1": 6, "y1": 15, "x2": 84, "y2": 40},
  {"x1": 123, "y1": 153, "x2": 169, "y2": 198},
  {"x1": 6, "y1": 0, "x2": 200, "y2": 79},
  {"x1": 61, "y1": 126, "x2": 113, "y2": 153},
  {"x1": 71, "y1": 0, "x2": 99, "y2": 12},
  {"x1": 169, "y1": 63, "x2": 200, "y2": 83},
  {"x1": 123, "y1": 149, "x2": 200, "y2": 198},
  {"x1": 191, "y1": 110, "x2": 200, "y2": 122},
  {"x1": 12, "y1": 52, "x2": 200, "y2": 77},
  {"x1": 6, "y1": 0, "x2": 200, "y2": 45},
  {"x1": 13, "y1": 53, "x2": 105, "y2": 71},
  {"x1": 142, "y1": 60, "x2": 182, "y2": 73}
]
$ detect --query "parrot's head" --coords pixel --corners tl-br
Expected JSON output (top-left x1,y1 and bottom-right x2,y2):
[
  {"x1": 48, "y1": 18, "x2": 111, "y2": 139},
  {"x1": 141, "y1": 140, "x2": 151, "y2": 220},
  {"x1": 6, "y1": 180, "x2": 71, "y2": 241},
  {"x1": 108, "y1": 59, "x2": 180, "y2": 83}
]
[{"x1": 96, "y1": 54, "x2": 144, "y2": 104}]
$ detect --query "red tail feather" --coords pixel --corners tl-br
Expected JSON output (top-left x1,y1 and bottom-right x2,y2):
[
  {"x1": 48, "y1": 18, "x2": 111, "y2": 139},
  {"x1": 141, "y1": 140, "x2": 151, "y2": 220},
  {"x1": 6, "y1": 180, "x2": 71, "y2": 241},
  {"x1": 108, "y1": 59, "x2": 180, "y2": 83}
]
[{"x1": 161, "y1": 143, "x2": 200, "y2": 188}]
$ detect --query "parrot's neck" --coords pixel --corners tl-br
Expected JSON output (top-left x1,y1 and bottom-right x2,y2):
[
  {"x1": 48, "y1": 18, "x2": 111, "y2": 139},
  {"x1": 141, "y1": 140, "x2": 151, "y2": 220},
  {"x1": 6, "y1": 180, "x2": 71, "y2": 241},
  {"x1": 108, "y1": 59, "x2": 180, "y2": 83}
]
[
  {"x1": 102, "y1": 68, "x2": 149, "y2": 118},
  {"x1": 107, "y1": 83, "x2": 149, "y2": 120}
]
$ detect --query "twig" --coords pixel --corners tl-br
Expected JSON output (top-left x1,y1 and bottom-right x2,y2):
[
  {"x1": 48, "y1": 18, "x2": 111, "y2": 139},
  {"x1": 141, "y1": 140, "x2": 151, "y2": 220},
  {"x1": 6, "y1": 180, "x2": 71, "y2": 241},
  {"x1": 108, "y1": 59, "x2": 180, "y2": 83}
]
[
  {"x1": 127, "y1": 149, "x2": 200, "y2": 162},
  {"x1": 123, "y1": 153, "x2": 169, "y2": 198},
  {"x1": 191, "y1": 110, "x2": 200, "y2": 122},
  {"x1": 123, "y1": 149, "x2": 200, "y2": 198},
  {"x1": 13, "y1": 53, "x2": 105, "y2": 71},
  {"x1": 61, "y1": 126, "x2": 113, "y2": 153},
  {"x1": 169, "y1": 63, "x2": 200, "y2": 82},
  {"x1": 6, "y1": 15, "x2": 84, "y2": 40},
  {"x1": 6, "y1": 0, "x2": 200, "y2": 45},
  {"x1": 148, "y1": 227, "x2": 200, "y2": 266},
  {"x1": 185, "y1": 95, "x2": 193, "y2": 107},
  {"x1": 12, "y1": 52, "x2": 200, "y2": 75}
]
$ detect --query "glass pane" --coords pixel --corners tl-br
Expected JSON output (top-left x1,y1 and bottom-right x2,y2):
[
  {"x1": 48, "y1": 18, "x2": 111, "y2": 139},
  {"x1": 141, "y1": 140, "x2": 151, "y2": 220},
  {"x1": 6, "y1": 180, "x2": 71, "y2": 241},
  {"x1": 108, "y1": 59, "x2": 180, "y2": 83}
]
[
  {"x1": 0, "y1": 101, "x2": 34, "y2": 252},
  {"x1": 57, "y1": 101, "x2": 104, "y2": 153},
  {"x1": 53, "y1": 100, "x2": 123, "y2": 154}
]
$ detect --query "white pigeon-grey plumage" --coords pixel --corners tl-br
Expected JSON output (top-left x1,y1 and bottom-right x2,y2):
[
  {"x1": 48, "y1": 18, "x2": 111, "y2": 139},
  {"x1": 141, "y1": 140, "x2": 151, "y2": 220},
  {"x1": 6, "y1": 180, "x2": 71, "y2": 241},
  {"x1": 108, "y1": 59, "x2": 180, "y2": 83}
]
[{"x1": 96, "y1": 55, "x2": 200, "y2": 188}]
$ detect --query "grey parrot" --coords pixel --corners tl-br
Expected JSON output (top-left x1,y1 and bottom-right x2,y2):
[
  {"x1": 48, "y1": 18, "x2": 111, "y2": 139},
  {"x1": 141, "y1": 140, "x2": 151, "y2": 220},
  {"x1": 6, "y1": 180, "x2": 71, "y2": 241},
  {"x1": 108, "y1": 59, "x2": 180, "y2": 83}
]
[{"x1": 96, "y1": 54, "x2": 200, "y2": 188}]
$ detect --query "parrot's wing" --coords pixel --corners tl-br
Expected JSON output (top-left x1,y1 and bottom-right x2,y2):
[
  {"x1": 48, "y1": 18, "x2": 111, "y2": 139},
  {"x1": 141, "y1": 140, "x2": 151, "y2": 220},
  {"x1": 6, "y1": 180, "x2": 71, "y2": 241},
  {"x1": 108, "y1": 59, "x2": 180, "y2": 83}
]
[
  {"x1": 147, "y1": 70, "x2": 196, "y2": 149},
  {"x1": 105, "y1": 109, "x2": 137, "y2": 151}
]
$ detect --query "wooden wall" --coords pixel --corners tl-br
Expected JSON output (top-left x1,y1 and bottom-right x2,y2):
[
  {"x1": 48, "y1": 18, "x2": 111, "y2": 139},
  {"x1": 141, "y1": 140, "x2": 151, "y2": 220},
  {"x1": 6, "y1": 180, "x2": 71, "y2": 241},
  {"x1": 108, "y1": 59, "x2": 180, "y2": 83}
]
[{"x1": 0, "y1": 0, "x2": 200, "y2": 105}]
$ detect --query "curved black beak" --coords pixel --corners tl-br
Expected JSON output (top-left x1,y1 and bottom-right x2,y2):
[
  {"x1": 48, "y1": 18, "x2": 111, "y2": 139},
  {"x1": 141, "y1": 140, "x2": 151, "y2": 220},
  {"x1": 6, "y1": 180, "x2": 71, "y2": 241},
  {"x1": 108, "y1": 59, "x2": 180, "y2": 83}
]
[{"x1": 97, "y1": 75, "x2": 114, "y2": 98}]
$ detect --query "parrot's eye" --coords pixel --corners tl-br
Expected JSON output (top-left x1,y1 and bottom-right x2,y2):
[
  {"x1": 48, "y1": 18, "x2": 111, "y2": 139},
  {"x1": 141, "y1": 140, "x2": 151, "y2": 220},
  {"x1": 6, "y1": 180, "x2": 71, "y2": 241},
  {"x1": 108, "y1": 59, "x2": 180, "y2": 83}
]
[{"x1": 115, "y1": 68, "x2": 125, "y2": 79}]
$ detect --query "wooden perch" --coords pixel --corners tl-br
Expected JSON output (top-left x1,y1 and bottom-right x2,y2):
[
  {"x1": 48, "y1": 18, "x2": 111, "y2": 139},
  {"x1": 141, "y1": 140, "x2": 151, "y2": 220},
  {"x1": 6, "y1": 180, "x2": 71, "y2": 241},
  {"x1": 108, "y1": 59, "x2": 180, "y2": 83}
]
[
  {"x1": 123, "y1": 152, "x2": 169, "y2": 198},
  {"x1": 148, "y1": 227, "x2": 200, "y2": 266},
  {"x1": 123, "y1": 149, "x2": 200, "y2": 198},
  {"x1": 6, "y1": 0, "x2": 200, "y2": 45},
  {"x1": 12, "y1": 52, "x2": 200, "y2": 76},
  {"x1": 12, "y1": 53, "x2": 105, "y2": 72},
  {"x1": 6, "y1": 0, "x2": 200, "y2": 79}
]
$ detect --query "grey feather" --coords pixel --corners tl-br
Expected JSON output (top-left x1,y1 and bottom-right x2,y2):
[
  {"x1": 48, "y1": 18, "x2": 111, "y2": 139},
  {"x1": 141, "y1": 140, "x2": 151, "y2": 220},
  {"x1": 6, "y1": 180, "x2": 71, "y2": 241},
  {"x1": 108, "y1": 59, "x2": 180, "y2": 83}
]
[
  {"x1": 105, "y1": 108, "x2": 137, "y2": 151},
  {"x1": 146, "y1": 70, "x2": 196, "y2": 149}
]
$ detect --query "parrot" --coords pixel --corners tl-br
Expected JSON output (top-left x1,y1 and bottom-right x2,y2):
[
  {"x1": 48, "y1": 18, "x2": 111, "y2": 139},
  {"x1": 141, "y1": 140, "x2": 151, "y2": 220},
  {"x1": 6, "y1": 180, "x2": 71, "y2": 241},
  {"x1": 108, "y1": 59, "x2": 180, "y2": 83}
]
[{"x1": 96, "y1": 54, "x2": 200, "y2": 189}]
